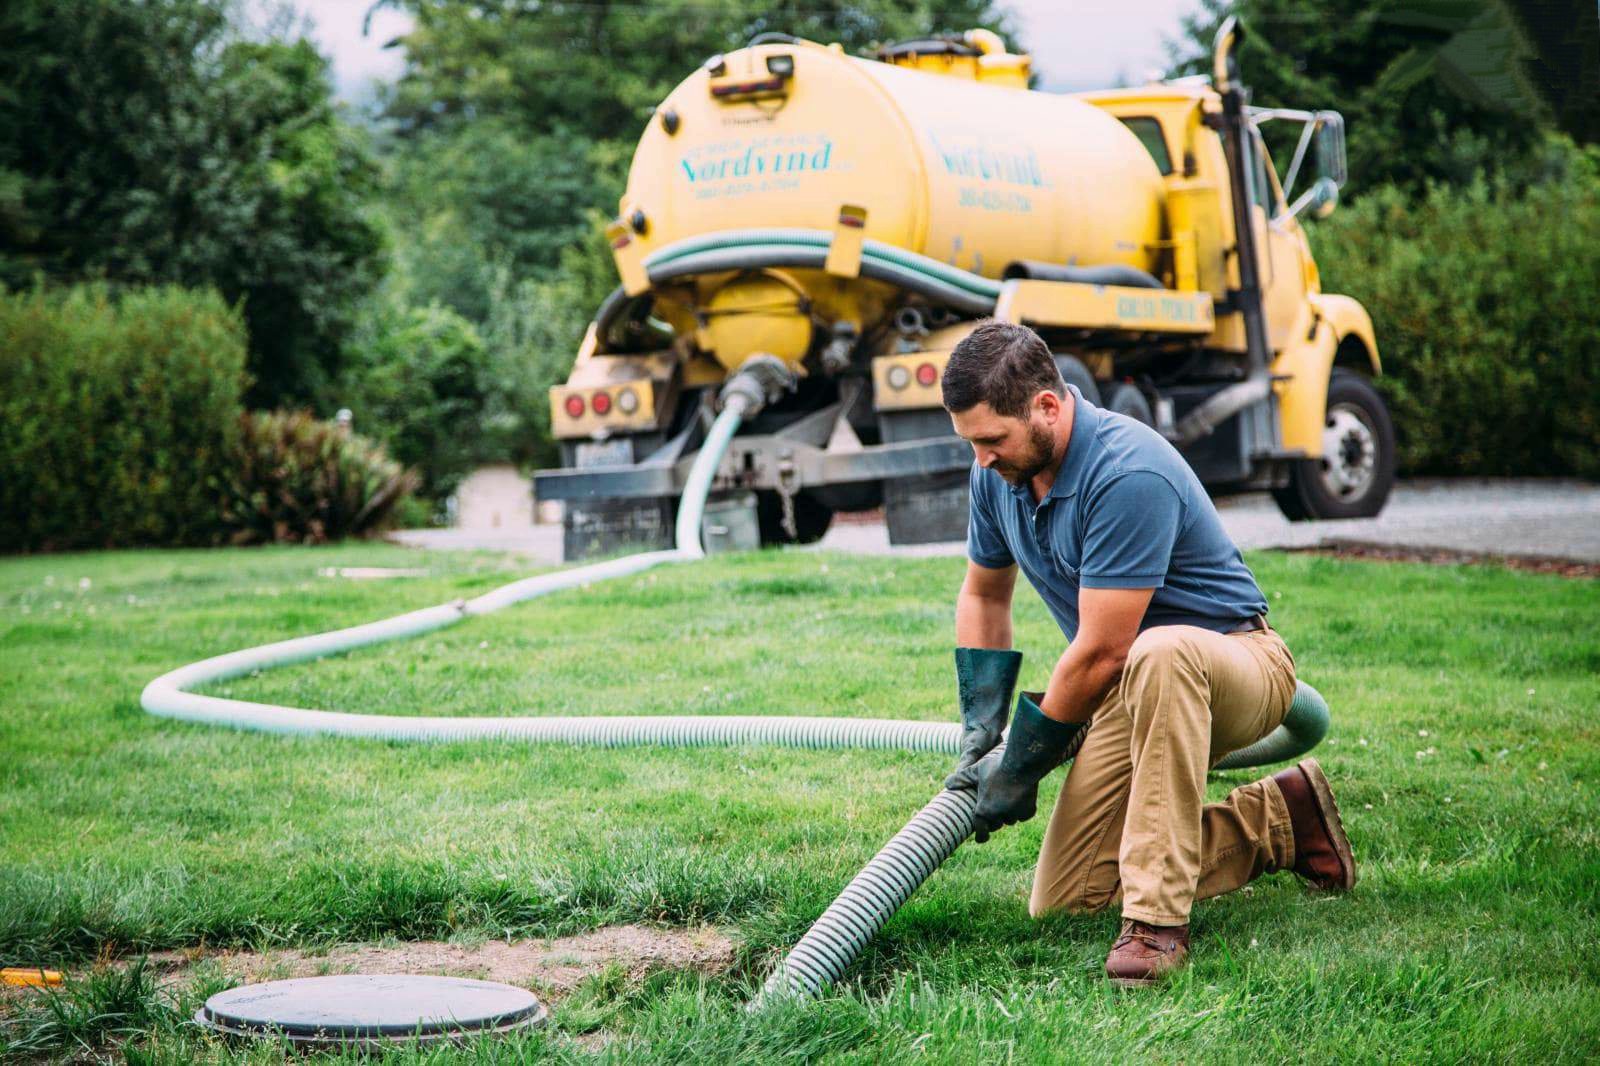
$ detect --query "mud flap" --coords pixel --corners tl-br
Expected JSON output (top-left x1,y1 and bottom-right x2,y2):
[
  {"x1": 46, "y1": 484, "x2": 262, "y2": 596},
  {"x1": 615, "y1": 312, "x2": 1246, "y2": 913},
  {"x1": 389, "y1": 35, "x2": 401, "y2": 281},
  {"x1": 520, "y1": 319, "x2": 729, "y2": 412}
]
[
  {"x1": 562, "y1": 497, "x2": 675, "y2": 561},
  {"x1": 884, "y1": 471, "x2": 969, "y2": 546}
]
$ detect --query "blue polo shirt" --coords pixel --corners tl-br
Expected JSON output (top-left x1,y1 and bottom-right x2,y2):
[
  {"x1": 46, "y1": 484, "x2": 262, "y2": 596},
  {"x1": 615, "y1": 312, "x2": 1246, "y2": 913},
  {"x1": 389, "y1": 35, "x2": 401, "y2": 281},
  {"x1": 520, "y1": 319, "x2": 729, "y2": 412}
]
[{"x1": 966, "y1": 385, "x2": 1267, "y2": 641}]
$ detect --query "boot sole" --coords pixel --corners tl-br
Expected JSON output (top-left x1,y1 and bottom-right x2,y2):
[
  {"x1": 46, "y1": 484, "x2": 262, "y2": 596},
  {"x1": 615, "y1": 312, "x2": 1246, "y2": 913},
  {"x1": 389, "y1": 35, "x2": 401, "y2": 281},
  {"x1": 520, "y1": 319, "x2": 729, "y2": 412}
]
[{"x1": 1298, "y1": 757, "x2": 1358, "y2": 891}]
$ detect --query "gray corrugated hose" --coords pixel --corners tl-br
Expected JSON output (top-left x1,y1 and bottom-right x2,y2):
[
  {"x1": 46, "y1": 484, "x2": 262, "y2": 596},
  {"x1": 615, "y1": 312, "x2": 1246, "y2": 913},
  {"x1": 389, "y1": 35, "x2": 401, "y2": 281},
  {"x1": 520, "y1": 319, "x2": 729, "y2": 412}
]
[
  {"x1": 139, "y1": 362, "x2": 1331, "y2": 1007},
  {"x1": 751, "y1": 681, "x2": 1328, "y2": 1006}
]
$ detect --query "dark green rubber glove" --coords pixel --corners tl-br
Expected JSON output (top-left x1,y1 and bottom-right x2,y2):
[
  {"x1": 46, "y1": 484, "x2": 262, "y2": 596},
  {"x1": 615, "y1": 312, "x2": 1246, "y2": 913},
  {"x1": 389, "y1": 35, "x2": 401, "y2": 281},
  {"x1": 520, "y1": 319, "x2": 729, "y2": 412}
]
[
  {"x1": 952, "y1": 647, "x2": 1024, "y2": 774},
  {"x1": 945, "y1": 691, "x2": 1087, "y2": 843}
]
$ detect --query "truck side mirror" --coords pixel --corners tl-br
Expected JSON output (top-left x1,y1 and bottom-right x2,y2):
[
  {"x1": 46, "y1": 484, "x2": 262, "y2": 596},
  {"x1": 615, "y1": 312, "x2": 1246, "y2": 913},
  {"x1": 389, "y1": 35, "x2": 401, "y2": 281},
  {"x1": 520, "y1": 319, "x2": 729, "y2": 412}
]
[
  {"x1": 1309, "y1": 176, "x2": 1339, "y2": 219},
  {"x1": 1313, "y1": 112, "x2": 1347, "y2": 188},
  {"x1": 1279, "y1": 112, "x2": 1347, "y2": 221}
]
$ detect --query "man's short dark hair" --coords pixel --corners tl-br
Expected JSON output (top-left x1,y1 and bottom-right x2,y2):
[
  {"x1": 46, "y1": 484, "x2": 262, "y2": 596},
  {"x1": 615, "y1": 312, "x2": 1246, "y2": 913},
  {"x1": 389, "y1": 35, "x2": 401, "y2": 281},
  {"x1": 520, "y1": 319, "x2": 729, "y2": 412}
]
[{"x1": 940, "y1": 320, "x2": 1064, "y2": 417}]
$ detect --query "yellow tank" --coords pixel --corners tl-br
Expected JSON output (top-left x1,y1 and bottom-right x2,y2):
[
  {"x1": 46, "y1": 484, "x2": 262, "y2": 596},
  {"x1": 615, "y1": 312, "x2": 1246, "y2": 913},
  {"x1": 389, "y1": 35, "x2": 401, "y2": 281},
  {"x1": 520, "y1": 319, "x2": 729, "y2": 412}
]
[{"x1": 620, "y1": 38, "x2": 1167, "y2": 289}]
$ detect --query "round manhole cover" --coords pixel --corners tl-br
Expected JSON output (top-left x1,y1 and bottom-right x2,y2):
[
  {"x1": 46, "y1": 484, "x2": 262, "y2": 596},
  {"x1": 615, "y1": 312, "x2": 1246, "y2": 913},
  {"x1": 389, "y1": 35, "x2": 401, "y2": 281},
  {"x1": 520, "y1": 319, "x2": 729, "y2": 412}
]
[{"x1": 196, "y1": 974, "x2": 547, "y2": 1047}]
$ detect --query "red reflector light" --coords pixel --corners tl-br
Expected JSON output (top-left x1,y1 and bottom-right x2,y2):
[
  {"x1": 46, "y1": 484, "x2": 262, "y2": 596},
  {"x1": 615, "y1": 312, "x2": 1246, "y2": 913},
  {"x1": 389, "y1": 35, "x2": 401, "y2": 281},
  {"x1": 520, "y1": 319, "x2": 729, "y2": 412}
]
[
  {"x1": 710, "y1": 77, "x2": 785, "y2": 97},
  {"x1": 915, "y1": 362, "x2": 938, "y2": 387},
  {"x1": 564, "y1": 394, "x2": 585, "y2": 419},
  {"x1": 591, "y1": 391, "x2": 612, "y2": 415}
]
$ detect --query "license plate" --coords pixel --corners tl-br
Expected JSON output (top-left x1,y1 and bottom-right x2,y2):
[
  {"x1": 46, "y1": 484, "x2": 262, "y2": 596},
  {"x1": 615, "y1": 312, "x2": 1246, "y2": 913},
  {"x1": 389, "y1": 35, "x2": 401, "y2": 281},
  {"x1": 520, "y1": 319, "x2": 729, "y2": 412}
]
[{"x1": 574, "y1": 439, "x2": 634, "y2": 468}]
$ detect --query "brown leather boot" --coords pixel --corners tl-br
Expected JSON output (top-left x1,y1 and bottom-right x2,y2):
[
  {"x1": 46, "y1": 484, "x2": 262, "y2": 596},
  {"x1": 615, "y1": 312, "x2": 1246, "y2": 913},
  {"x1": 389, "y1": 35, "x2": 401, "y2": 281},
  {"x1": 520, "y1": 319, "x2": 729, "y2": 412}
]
[
  {"x1": 1271, "y1": 757, "x2": 1357, "y2": 891},
  {"x1": 1104, "y1": 919, "x2": 1190, "y2": 988}
]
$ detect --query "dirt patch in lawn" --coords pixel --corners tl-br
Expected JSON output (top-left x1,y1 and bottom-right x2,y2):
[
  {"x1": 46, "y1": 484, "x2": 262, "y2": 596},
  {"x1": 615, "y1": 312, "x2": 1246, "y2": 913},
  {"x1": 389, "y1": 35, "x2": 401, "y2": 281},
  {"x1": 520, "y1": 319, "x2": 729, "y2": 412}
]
[
  {"x1": 131, "y1": 924, "x2": 735, "y2": 998},
  {"x1": 1286, "y1": 540, "x2": 1600, "y2": 578}
]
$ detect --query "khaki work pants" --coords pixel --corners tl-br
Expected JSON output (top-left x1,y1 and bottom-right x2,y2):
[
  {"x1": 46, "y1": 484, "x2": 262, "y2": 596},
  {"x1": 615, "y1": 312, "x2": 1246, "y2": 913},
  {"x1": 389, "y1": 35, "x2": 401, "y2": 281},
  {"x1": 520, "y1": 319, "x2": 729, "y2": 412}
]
[{"x1": 1030, "y1": 624, "x2": 1300, "y2": 926}]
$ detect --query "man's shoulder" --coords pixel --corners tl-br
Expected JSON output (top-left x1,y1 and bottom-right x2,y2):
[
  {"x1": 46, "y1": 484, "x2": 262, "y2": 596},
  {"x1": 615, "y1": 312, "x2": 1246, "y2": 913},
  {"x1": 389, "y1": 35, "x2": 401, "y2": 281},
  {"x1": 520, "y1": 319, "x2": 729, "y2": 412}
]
[{"x1": 1086, "y1": 413, "x2": 1193, "y2": 497}]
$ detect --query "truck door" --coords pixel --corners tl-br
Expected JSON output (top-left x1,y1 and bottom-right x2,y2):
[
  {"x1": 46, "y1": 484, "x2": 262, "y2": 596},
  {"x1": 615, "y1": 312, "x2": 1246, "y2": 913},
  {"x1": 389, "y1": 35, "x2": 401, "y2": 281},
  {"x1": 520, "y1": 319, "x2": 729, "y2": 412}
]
[{"x1": 1251, "y1": 131, "x2": 1314, "y2": 353}]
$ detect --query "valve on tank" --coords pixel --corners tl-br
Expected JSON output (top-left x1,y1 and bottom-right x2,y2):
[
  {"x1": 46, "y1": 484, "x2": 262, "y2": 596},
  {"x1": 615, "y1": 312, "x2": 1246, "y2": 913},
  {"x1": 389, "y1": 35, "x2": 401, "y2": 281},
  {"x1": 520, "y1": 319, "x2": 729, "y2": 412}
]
[{"x1": 819, "y1": 321, "x2": 859, "y2": 374}]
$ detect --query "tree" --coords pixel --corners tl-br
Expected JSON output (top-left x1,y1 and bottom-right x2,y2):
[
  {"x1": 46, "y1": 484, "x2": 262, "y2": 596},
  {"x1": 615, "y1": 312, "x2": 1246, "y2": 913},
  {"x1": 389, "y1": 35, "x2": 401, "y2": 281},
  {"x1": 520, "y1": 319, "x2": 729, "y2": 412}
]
[
  {"x1": 1166, "y1": 0, "x2": 1585, "y2": 194},
  {"x1": 380, "y1": 0, "x2": 1014, "y2": 144},
  {"x1": 1512, "y1": 0, "x2": 1600, "y2": 145},
  {"x1": 0, "y1": 0, "x2": 386, "y2": 406},
  {"x1": 382, "y1": 121, "x2": 628, "y2": 321}
]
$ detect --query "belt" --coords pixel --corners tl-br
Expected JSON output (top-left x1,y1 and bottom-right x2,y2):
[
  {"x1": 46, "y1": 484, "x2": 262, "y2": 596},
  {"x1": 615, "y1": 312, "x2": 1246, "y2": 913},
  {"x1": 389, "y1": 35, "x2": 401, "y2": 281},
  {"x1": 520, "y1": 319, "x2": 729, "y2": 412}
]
[{"x1": 1227, "y1": 613, "x2": 1269, "y2": 634}]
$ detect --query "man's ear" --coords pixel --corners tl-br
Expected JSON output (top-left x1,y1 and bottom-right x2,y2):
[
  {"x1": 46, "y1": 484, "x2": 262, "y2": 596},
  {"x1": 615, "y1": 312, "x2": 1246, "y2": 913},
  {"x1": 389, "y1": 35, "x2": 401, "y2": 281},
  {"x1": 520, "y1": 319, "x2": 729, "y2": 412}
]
[{"x1": 1035, "y1": 389, "x2": 1063, "y2": 423}]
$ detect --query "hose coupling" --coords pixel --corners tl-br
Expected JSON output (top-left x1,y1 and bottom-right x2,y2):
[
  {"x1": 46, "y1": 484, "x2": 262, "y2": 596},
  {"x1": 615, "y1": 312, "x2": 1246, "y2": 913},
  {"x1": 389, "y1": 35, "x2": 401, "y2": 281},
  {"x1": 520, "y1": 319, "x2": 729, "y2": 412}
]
[
  {"x1": 718, "y1": 353, "x2": 796, "y2": 416},
  {"x1": 820, "y1": 322, "x2": 859, "y2": 375}
]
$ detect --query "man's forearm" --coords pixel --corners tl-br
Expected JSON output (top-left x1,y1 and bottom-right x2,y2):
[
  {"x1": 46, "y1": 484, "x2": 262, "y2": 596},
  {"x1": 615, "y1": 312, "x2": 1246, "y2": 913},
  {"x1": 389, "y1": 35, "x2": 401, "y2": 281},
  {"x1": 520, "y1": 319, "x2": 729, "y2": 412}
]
[
  {"x1": 1038, "y1": 641, "x2": 1126, "y2": 724},
  {"x1": 955, "y1": 591, "x2": 1012, "y2": 649}
]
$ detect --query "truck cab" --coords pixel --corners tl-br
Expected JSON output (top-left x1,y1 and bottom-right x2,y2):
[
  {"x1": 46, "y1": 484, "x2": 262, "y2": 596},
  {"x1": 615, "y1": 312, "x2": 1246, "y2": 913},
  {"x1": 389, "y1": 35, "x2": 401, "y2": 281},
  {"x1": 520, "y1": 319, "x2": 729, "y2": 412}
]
[{"x1": 1073, "y1": 74, "x2": 1390, "y2": 520}]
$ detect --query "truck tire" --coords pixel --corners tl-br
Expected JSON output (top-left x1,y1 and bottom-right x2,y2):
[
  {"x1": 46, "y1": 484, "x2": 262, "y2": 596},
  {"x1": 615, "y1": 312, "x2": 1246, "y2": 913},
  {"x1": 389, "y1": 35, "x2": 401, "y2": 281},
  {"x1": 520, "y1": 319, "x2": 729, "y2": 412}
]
[
  {"x1": 1101, "y1": 381, "x2": 1154, "y2": 426},
  {"x1": 1272, "y1": 369, "x2": 1396, "y2": 521},
  {"x1": 756, "y1": 490, "x2": 834, "y2": 545},
  {"x1": 1054, "y1": 356, "x2": 1100, "y2": 405}
]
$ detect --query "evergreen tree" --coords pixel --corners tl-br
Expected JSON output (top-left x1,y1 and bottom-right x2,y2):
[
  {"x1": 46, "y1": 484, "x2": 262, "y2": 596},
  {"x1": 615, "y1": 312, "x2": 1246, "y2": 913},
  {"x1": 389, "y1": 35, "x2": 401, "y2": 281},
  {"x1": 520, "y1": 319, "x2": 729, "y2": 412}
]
[{"x1": 1166, "y1": 0, "x2": 1593, "y2": 193}]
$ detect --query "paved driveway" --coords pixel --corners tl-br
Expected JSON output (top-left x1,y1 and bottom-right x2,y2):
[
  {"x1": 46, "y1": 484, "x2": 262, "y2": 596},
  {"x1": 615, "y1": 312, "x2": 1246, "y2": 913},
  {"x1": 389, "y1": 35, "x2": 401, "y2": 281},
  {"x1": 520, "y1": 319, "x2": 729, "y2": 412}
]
[{"x1": 391, "y1": 479, "x2": 1600, "y2": 566}]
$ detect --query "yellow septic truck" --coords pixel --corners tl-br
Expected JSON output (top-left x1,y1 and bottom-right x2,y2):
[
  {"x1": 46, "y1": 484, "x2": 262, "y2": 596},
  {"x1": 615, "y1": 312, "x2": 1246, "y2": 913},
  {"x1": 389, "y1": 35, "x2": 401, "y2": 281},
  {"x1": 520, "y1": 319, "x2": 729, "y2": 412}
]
[{"x1": 535, "y1": 19, "x2": 1395, "y2": 559}]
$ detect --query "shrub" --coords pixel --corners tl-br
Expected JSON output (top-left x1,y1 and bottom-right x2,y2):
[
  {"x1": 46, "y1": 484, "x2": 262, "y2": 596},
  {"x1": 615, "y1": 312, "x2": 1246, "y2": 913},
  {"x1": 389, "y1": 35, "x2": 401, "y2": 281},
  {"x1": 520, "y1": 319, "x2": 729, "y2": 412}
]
[
  {"x1": 340, "y1": 294, "x2": 561, "y2": 503},
  {"x1": 1312, "y1": 136, "x2": 1600, "y2": 478},
  {"x1": 337, "y1": 302, "x2": 498, "y2": 503},
  {"x1": 219, "y1": 411, "x2": 417, "y2": 545},
  {"x1": 0, "y1": 284, "x2": 247, "y2": 551}
]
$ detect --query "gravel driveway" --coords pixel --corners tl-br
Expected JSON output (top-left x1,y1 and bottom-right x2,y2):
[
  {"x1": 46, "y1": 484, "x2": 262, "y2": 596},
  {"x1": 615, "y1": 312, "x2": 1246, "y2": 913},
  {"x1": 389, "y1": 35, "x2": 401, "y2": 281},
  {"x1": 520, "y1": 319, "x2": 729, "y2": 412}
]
[{"x1": 391, "y1": 479, "x2": 1600, "y2": 566}]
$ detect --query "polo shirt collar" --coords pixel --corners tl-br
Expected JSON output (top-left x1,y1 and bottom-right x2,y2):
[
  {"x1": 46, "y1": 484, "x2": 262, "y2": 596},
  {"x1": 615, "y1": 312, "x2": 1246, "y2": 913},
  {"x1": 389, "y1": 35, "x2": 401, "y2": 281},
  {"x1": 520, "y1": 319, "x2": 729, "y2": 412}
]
[{"x1": 1051, "y1": 384, "x2": 1099, "y2": 499}]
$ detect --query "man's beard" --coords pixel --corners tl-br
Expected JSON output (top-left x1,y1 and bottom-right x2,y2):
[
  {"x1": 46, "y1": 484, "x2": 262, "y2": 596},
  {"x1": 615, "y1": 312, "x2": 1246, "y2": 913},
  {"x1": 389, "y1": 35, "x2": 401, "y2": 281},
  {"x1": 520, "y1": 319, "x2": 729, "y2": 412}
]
[{"x1": 992, "y1": 422, "x2": 1056, "y2": 487}]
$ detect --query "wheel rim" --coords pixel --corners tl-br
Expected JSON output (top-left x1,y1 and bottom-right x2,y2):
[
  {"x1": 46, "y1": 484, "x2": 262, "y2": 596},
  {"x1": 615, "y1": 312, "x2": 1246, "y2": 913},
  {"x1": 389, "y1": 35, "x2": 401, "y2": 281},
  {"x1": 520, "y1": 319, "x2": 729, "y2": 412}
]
[{"x1": 1318, "y1": 402, "x2": 1377, "y2": 502}]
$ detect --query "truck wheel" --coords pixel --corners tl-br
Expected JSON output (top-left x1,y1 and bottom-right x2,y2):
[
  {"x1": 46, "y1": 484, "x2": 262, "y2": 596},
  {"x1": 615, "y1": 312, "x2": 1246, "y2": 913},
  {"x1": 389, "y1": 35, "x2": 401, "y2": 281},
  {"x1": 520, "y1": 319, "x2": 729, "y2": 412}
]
[
  {"x1": 1272, "y1": 369, "x2": 1396, "y2": 521},
  {"x1": 1101, "y1": 381, "x2": 1154, "y2": 426},
  {"x1": 756, "y1": 490, "x2": 834, "y2": 545},
  {"x1": 1054, "y1": 356, "x2": 1100, "y2": 405}
]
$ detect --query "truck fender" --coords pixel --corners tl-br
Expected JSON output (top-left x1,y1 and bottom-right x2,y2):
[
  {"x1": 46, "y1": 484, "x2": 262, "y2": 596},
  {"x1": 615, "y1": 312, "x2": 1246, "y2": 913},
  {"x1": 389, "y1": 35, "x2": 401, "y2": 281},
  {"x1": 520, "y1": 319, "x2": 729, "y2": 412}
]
[
  {"x1": 1309, "y1": 293, "x2": 1381, "y2": 375},
  {"x1": 1271, "y1": 294, "x2": 1380, "y2": 456}
]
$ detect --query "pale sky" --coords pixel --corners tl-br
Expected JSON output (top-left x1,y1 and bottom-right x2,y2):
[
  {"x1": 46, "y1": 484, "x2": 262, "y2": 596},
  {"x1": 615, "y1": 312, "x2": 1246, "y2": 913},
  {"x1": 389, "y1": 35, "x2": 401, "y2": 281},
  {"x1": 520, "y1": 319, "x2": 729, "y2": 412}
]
[{"x1": 293, "y1": 0, "x2": 1205, "y2": 102}]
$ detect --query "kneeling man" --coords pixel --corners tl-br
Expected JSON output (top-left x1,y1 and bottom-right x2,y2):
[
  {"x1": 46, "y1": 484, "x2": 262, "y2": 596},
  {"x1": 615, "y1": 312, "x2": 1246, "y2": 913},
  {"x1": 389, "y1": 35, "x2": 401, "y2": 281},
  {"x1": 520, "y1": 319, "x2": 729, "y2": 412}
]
[{"x1": 941, "y1": 321, "x2": 1355, "y2": 987}]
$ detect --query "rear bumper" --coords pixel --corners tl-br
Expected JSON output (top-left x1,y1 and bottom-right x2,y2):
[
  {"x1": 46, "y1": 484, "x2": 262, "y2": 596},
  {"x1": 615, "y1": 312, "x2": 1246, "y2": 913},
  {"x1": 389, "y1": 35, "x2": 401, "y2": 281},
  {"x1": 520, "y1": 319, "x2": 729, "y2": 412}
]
[{"x1": 533, "y1": 433, "x2": 972, "y2": 502}]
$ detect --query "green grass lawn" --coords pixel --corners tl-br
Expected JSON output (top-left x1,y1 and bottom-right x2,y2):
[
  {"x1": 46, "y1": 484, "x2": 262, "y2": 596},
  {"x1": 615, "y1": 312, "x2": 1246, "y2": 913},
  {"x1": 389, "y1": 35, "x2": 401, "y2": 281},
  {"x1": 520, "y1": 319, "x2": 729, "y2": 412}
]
[{"x1": 1, "y1": 543, "x2": 1597, "y2": 1062}]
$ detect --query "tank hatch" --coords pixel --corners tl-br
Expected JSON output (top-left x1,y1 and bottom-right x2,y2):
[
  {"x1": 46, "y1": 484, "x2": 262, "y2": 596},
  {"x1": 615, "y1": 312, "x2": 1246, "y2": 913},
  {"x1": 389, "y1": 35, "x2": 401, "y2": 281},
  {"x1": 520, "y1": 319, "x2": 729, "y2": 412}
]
[{"x1": 875, "y1": 29, "x2": 1030, "y2": 88}]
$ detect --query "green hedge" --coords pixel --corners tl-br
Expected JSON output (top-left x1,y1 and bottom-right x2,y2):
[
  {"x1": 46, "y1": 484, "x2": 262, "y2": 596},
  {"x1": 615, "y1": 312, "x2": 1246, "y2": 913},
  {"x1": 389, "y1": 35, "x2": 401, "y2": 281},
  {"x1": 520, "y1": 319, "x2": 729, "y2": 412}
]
[
  {"x1": 1313, "y1": 138, "x2": 1600, "y2": 478},
  {"x1": 0, "y1": 285, "x2": 248, "y2": 551},
  {"x1": 1, "y1": 285, "x2": 417, "y2": 552}
]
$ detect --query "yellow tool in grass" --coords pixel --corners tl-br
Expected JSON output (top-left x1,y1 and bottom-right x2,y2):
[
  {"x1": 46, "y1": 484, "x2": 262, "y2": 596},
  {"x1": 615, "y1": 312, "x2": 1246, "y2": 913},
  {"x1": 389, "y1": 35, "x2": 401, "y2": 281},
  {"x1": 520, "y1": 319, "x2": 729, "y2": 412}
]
[{"x1": 2, "y1": 967, "x2": 63, "y2": 987}]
